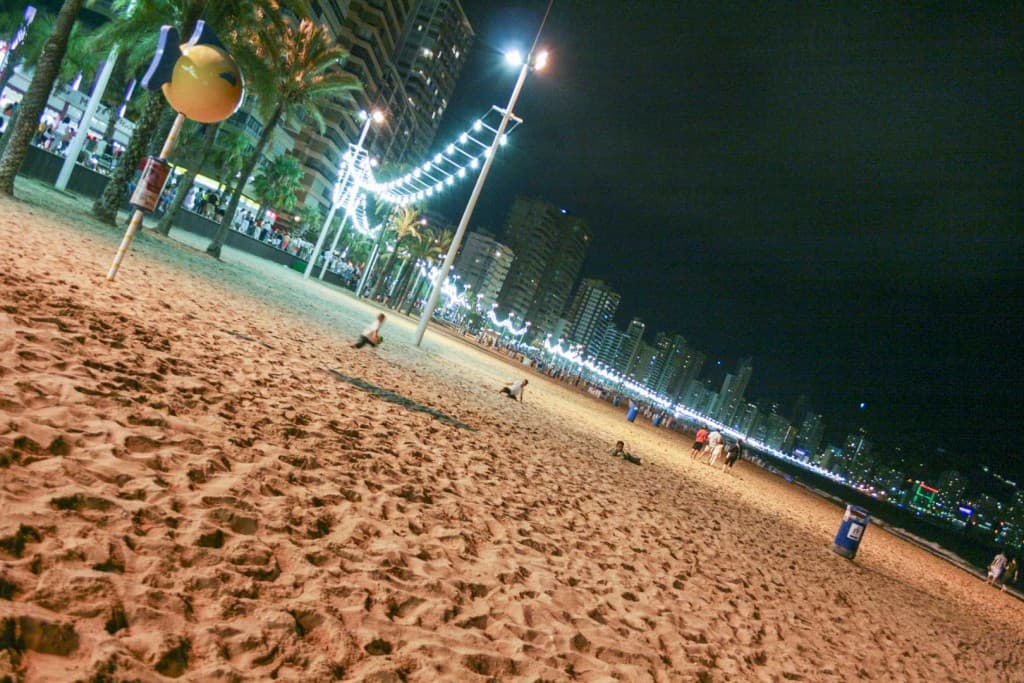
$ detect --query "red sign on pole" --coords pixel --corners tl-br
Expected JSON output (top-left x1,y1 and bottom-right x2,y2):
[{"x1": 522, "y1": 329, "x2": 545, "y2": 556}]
[{"x1": 129, "y1": 156, "x2": 170, "y2": 213}]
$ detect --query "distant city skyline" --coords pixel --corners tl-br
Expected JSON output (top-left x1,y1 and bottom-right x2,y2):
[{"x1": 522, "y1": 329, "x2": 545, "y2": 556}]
[{"x1": 434, "y1": 0, "x2": 1024, "y2": 480}]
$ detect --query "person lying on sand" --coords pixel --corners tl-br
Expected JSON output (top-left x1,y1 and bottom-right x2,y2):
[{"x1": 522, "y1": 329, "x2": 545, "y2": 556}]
[
  {"x1": 499, "y1": 378, "x2": 528, "y2": 402},
  {"x1": 610, "y1": 440, "x2": 641, "y2": 465}
]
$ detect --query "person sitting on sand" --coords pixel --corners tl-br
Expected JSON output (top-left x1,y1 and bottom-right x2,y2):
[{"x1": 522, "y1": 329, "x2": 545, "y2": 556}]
[
  {"x1": 499, "y1": 378, "x2": 528, "y2": 402},
  {"x1": 610, "y1": 440, "x2": 641, "y2": 465},
  {"x1": 353, "y1": 312, "x2": 385, "y2": 349}
]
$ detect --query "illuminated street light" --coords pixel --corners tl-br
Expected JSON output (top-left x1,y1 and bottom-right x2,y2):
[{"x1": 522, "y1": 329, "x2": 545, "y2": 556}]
[
  {"x1": 304, "y1": 108, "x2": 384, "y2": 280},
  {"x1": 414, "y1": 8, "x2": 553, "y2": 346}
]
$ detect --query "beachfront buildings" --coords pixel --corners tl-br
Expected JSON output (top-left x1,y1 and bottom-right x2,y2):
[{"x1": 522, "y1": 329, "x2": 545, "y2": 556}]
[
  {"x1": 453, "y1": 230, "x2": 514, "y2": 311},
  {"x1": 564, "y1": 279, "x2": 621, "y2": 360},
  {"x1": 716, "y1": 356, "x2": 754, "y2": 427},
  {"x1": 497, "y1": 198, "x2": 592, "y2": 335},
  {"x1": 293, "y1": 0, "x2": 475, "y2": 212}
]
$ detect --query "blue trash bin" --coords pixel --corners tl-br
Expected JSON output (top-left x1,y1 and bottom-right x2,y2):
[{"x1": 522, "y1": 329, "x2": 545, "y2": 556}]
[
  {"x1": 652, "y1": 414, "x2": 662, "y2": 427},
  {"x1": 832, "y1": 505, "x2": 870, "y2": 559},
  {"x1": 612, "y1": 396, "x2": 621, "y2": 407},
  {"x1": 626, "y1": 404, "x2": 638, "y2": 422}
]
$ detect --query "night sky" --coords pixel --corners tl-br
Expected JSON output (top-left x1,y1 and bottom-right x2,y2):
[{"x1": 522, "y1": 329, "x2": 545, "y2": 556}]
[{"x1": 431, "y1": 1, "x2": 1024, "y2": 478}]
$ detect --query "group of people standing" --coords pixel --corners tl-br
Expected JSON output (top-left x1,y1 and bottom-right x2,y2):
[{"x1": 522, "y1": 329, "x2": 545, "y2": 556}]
[
  {"x1": 987, "y1": 551, "x2": 1019, "y2": 592},
  {"x1": 689, "y1": 425, "x2": 742, "y2": 470}
]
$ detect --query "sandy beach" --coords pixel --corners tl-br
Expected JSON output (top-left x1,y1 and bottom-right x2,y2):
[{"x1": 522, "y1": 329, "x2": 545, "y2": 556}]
[{"x1": 1, "y1": 180, "x2": 1022, "y2": 681}]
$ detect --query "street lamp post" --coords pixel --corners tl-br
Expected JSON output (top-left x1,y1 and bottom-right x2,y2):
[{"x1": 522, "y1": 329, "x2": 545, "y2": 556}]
[
  {"x1": 414, "y1": 33, "x2": 551, "y2": 346},
  {"x1": 304, "y1": 109, "x2": 382, "y2": 280}
]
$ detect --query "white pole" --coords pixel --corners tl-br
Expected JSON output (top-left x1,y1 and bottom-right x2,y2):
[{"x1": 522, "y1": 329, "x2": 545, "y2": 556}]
[
  {"x1": 107, "y1": 113, "x2": 185, "y2": 281},
  {"x1": 319, "y1": 210, "x2": 349, "y2": 279},
  {"x1": 56, "y1": 46, "x2": 118, "y2": 191},
  {"x1": 413, "y1": 61, "x2": 530, "y2": 346},
  {"x1": 303, "y1": 114, "x2": 373, "y2": 279}
]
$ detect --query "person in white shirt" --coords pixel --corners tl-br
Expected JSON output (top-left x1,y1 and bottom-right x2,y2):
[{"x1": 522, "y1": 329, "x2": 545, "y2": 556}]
[
  {"x1": 499, "y1": 378, "x2": 528, "y2": 402},
  {"x1": 988, "y1": 551, "x2": 1008, "y2": 585},
  {"x1": 705, "y1": 429, "x2": 723, "y2": 464},
  {"x1": 353, "y1": 313, "x2": 385, "y2": 349}
]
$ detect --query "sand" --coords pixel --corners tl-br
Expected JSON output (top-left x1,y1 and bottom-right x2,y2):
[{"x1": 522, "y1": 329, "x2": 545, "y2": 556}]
[{"x1": 1, "y1": 180, "x2": 1022, "y2": 682}]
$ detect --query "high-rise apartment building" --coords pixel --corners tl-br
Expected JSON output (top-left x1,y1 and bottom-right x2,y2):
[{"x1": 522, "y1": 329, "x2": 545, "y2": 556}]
[
  {"x1": 647, "y1": 333, "x2": 689, "y2": 397},
  {"x1": 715, "y1": 356, "x2": 753, "y2": 427},
  {"x1": 385, "y1": 0, "x2": 474, "y2": 165},
  {"x1": 795, "y1": 412, "x2": 826, "y2": 457},
  {"x1": 294, "y1": 0, "x2": 474, "y2": 211},
  {"x1": 453, "y1": 230, "x2": 514, "y2": 311},
  {"x1": 498, "y1": 198, "x2": 591, "y2": 335},
  {"x1": 565, "y1": 279, "x2": 620, "y2": 360},
  {"x1": 617, "y1": 319, "x2": 647, "y2": 377},
  {"x1": 669, "y1": 346, "x2": 705, "y2": 403}
]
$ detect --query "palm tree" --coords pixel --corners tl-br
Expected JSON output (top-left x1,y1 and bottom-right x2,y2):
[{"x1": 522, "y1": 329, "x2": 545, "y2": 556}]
[
  {"x1": 204, "y1": 13, "x2": 361, "y2": 258},
  {"x1": 205, "y1": 126, "x2": 250, "y2": 192},
  {"x1": 0, "y1": 0, "x2": 84, "y2": 197},
  {"x1": 397, "y1": 227, "x2": 453, "y2": 314},
  {"x1": 296, "y1": 201, "x2": 323, "y2": 242},
  {"x1": 251, "y1": 154, "x2": 303, "y2": 219},
  {"x1": 153, "y1": 120, "x2": 219, "y2": 235},
  {"x1": 369, "y1": 205, "x2": 422, "y2": 302},
  {"x1": 89, "y1": 0, "x2": 283, "y2": 225}
]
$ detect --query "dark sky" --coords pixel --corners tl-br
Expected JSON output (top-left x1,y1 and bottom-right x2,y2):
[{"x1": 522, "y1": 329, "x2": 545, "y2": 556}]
[{"x1": 430, "y1": 1, "x2": 1024, "y2": 478}]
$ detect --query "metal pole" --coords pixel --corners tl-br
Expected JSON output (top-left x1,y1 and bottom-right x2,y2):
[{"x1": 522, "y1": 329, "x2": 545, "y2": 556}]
[
  {"x1": 304, "y1": 115, "x2": 372, "y2": 279},
  {"x1": 106, "y1": 113, "x2": 184, "y2": 281},
  {"x1": 413, "y1": 61, "x2": 530, "y2": 346},
  {"x1": 318, "y1": 212, "x2": 349, "y2": 279},
  {"x1": 56, "y1": 46, "x2": 118, "y2": 191}
]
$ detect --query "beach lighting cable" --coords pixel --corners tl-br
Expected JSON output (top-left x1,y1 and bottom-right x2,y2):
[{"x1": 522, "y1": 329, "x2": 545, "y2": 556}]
[
  {"x1": 365, "y1": 106, "x2": 522, "y2": 206},
  {"x1": 414, "y1": 261, "x2": 471, "y2": 311}
]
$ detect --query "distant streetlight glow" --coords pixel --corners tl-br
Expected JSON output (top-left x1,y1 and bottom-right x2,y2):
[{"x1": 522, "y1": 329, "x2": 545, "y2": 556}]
[{"x1": 304, "y1": 108, "x2": 384, "y2": 279}]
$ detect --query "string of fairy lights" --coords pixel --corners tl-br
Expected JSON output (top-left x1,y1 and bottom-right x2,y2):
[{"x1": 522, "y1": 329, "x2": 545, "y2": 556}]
[
  {"x1": 333, "y1": 105, "x2": 523, "y2": 243},
  {"x1": 365, "y1": 105, "x2": 522, "y2": 206}
]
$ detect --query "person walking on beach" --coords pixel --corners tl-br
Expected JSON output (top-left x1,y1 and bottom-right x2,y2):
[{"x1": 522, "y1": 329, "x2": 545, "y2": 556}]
[
  {"x1": 499, "y1": 378, "x2": 528, "y2": 402},
  {"x1": 999, "y1": 556, "x2": 1018, "y2": 592},
  {"x1": 353, "y1": 313, "x2": 385, "y2": 349},
  {"x1": 705, "y1": 428, "x2": 723, "y2": 465},
  {"x1": 987, "y1": 551, "x2": 1008, "y2": 586},
  {"x1": 690, "y1": 426, "x2": 709, "y2": 460},
  {"x1": 723, "y1": 441, "x2": 741, "y2": 471}
]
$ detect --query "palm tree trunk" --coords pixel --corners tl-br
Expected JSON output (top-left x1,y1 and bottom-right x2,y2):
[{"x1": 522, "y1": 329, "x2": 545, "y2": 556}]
[
  {"x1": 0, "y1": 0, "x2": 84, "y2": 196},
  {"x1": 92, "y1": 7, "x2": 202, "y2": 225},
  {"x1": 155, "y1": 122, "x2": 219, "y2": 235},
  {"x1": 394, "y1": 262, "x2": 417, "y2": 310},
  {"x1": 148, "y1": 106, "x2": 177, "y2": 156},
  {"x1": 369, "y1": 235, "x2": 400, "y2": 301},
  {"x1": 100, "y1": 109, "x2": 118, "y2": 155},
  {"x1": 206, "y1": 104, "x2": 283, "y2": 258},
  {"x1": 92, "y1": 91, "x2": 164, "y2": 225},
  {"x1": 404, "y1": 277, "x2": 426, "y2": 315}
]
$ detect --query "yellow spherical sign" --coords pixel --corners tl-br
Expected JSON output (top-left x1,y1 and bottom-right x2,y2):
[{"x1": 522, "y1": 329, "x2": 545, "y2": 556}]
[{"x1": 162, "y1": 44, "x2": 244, "y2": 123}]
